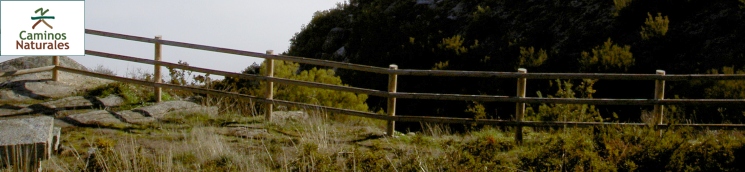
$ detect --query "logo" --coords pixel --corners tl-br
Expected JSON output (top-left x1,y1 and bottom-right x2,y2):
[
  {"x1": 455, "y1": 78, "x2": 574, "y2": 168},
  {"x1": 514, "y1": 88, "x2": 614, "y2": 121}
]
[
  {"x1": 32, "y1": 8, "x2": 55, "y2": 29},
  {"x1": 1, "y1": 0, "x2": 85, "y2": 56}
]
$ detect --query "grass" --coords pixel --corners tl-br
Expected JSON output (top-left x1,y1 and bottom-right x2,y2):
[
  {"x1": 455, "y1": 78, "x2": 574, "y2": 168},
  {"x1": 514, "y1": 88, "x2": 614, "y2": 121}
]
[{"x1": 36, "y1": 104, "x2": 745, "y2": 171}]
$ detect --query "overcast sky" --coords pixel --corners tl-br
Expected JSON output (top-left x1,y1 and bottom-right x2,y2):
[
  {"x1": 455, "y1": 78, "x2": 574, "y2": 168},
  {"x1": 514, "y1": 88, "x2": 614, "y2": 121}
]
[{"x1": 3, "y1": 0, "x2": 346, "y2": 79}]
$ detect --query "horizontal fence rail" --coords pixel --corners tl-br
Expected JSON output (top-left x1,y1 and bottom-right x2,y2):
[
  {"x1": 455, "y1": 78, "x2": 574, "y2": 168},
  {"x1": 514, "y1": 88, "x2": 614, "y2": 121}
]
[
  {"x1": 75, "y1": 29, "x2": 745, "y2": 143},
  {"x1": 85, "y1": 29, "x2": 391, "y2": 74},
  {"x1": 55, "y1": 66, "x2": 745, "y2": 130},
  {"x1": 0, "y1": 65, "x2": 54, "y2": 77},
  {"x1": 84, "y1": 50, "x2": 745, "y2": 106}
]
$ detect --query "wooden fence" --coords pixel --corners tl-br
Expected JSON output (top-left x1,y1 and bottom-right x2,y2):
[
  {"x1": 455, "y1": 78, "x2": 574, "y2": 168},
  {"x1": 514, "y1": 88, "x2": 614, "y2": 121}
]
[{"x1": 9, "y1": 29, "x2": 745, "y2": 144}]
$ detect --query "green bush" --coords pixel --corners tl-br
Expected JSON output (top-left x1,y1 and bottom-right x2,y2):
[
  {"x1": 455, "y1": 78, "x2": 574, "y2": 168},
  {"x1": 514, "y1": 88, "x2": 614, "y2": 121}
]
[
  {"x1": 438, "y1": 35, "x2": 468, "y2": 55},
  {"x1": 579, "y1": 38, "x2": 634, "y2": 72},
  {"x1": 641, "y1": 12, "x2": 670, "y2": 40},
  {"x1": 527, "y1": 79, "x2": 602, "y2": 122},
  {"x1": 518, "y1": 46, "x2": 548, "y2": 68},
  {"x1": 613, "y1": 0, "x2": 633, "y2": 16},
  {"x1": 214, "y1": 60, "x2": 369, "y2": 113}
]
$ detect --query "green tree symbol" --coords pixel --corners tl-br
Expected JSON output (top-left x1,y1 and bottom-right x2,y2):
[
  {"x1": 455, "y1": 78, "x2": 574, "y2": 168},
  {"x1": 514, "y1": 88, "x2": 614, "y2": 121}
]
[{"x1": 31, "y1": 8, "x2": 55, "y2": 29}]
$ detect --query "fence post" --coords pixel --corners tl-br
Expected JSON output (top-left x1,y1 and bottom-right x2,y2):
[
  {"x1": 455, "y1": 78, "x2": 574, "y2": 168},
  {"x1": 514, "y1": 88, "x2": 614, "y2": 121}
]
[
  {"x1": 387, "y1": 64, "x2": 398, "y2": 137},
  {"x1": 154, "y1": 35, "x2": 162, "y2": 102},
  {"x1": 654, "y1": 70, "x2": 666, "y2": 126},
  {"x1": 265, "y1": 50, "x2": 275, "y2": 122},
  {"x1": 515, "y1": 68, "x2": 527, "y2": 144},
  {"x1": 52, "y1": 56, "x2": 60, "y2": 81}
]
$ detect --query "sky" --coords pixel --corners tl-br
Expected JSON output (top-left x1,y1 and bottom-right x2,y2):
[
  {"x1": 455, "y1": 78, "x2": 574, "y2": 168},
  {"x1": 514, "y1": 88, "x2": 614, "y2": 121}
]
[{"x1": 2, "y1": 0, "x2": 346, "y2": 80}]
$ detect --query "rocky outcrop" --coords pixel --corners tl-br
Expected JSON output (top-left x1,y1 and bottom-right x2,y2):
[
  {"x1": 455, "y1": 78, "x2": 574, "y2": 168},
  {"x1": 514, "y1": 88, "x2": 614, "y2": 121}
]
[{"x1": 0, "y1": 56, "x2": 87, "y2": 72}]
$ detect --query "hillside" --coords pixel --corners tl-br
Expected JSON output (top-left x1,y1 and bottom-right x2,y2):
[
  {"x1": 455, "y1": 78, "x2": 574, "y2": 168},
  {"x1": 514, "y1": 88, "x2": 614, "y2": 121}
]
[{"x1": 284, "y1": 0, "x2": 745, "y2": 129}]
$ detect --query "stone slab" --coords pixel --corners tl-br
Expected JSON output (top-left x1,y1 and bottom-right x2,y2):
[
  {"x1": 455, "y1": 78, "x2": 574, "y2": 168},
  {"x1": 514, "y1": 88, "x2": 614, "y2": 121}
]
[
  {"x1": 64, "y1": 110, "x2": 124, "y2": 126},
  {"x1": 39, "y1": 96, "x2": 93, "y2": 110},
  {"x1": 96, "y1": 95, "x2": 125, "y2": 107},
  {"x1": 0, "y1": 115, "x2": 54, "y2": 168},
  {"x1": 115, "y1": 110, "x2": 156, "y2": 124},
  {"x1": 0, "y1": 106, "x2": 34, "y2": 117},
  {"x1": 135, "y1": 101, "x2": 217, "y2": 120}
]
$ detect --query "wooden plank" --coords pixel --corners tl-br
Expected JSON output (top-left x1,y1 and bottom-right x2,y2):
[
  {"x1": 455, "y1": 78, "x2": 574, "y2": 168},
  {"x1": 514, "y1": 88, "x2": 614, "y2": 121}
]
[
  {"x1": 0, "y1": 66, "x2": 55, "y2": 77},
  {"x1": 387, "y1": 64, "x2": 398, "y2": 137},
  {"x1": 85, "y1": 29, "x2": 391, "y2": 74},
  {"x1": 154, "y1": 36, "x2": 162, "y2": 102},
  {"x1": 52, "y1": 56, "x2": 59, "y2": 81},
  {"x1": 265, "y1": 50, "x2": 274, "y2": 122},
  {"x1": 516, "y1": 68, "x2": 527, "y2": 144},
  {"x1": 394, "y1": 69, "x2": 745, "y2": 80},
  {"x1": 52, "y1": 66, "x2": 745, "y2": 130},
  {"x1": 654, "y1": 70, "x2": 665, "y2": 125}
]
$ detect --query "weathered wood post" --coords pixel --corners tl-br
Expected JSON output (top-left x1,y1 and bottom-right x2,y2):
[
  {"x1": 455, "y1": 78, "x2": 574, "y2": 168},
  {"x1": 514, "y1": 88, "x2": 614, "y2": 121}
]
[
  {"x1": 154, "y1": 35, "x2": 163, "y2": 102},
  {"x1": 515, "y1": 68, "x2": 527, "y2": 144},
  {"x1": 52, "y1": 56, "x2": 60, "y2": 81},
  {"x1": 654, "y1": 70, "x2": 666, "y2": 126},
  {"x1": 387, "y1": 64, "x2": 398, "y2": 137},
  {"x1": 265, "y1": 50, "x2": 275, "y2": 122}
]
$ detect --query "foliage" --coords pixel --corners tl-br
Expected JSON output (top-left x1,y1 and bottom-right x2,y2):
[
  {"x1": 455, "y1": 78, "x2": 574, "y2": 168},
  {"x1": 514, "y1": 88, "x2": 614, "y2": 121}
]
[
  {"x1": 465, "y1": 101, "x2": 487, "y2": 128},
  {"x1": 214, "y1": 60, "x2": 369, "y2": 113},
  {"x1": 579, "y1": 38, "x2": 634, "y2": 72},
  {"x1": 286, "y1": 0, "x2": 745, "y2": 126},
  {"x1": 431, "y1": 61, "x2": 449, "y2": 70},
  {"x1": 528, "y1": 79, "x2": 602, "y2": 122},
  {"x1": 705, "y1": 66, "x2": 745, "y2": 99},
  {"x1": 92, "y1": 64, "x2": 116, "y2": 76},
  {"x1": 613, "y1": 0, "x2": 633, "y2": 16},
  {"x1": 702, "y1": 67, "x2": 745, "y2": 122},
  {"x1": 518, "y1": 46, "x2": 548, "y2": 68},
  {"x1": 641, "y1": 12, "x2": 670, "y2": 40},
  {"x1": 438, "y1": 35, "x2": 468, "y2": 55}
]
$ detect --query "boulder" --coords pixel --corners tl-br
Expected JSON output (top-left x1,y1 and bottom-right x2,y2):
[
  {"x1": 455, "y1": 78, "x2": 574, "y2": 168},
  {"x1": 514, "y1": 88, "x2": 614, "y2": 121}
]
[{"x1": 0, "y1": 56, "x2": 87, "y2": 72}]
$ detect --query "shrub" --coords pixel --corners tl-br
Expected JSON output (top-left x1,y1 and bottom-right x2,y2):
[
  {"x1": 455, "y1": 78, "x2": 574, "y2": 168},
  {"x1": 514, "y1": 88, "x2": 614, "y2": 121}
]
[
  {"x1": 705, "y1": 67, "x2": 745, "y2": 99},
  {"x1": 439, "y1": 35, "x2": 468, "y2": 55},
  {"x1": 613, "y1": 0, "x2": 633, "y2": 16},
  {"x1": 214, "y1": 60, "x2": 369, "y2": 113},
  {"x1": 92, "y1": 64, "x2": 116, "y2": 76},
  {"x1": 518, "y1": 46, "x2": 548, "y2": 68},
  {"x1": 579, "y1": 38, "x2": 634, "y2": 72},
  {"x1": 703, "y1": 67, "x2": 745, "y2": 122},
  {"x1": 527, "y1": 79, "x2": 602, "y2": 122},
  {"x1": 640, "y1": 12, "x2": 669, "y2": 40}
]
